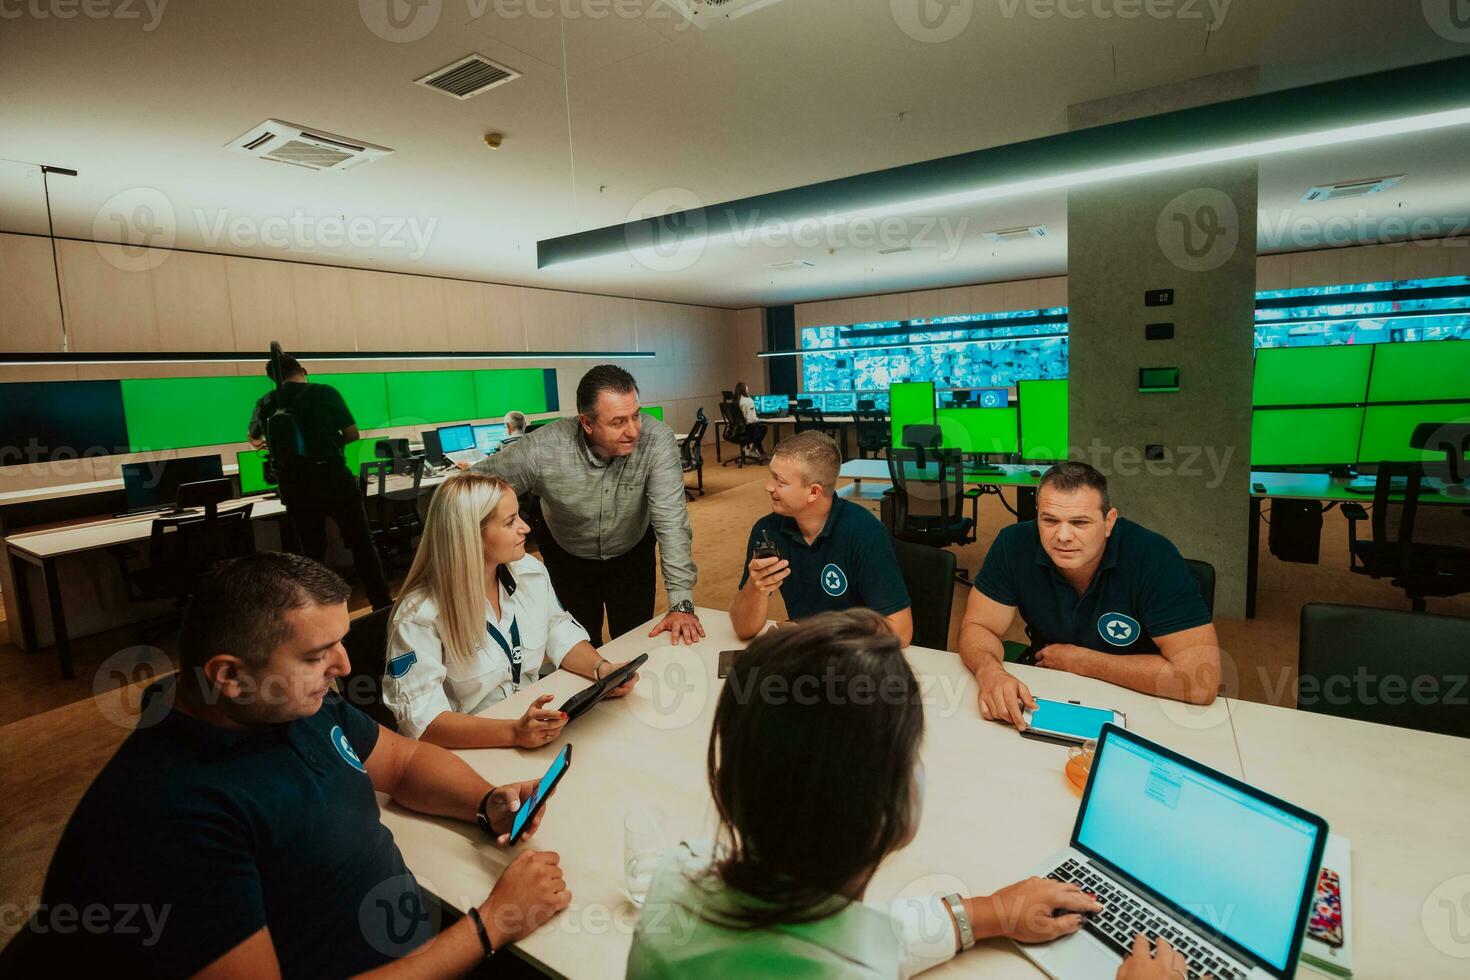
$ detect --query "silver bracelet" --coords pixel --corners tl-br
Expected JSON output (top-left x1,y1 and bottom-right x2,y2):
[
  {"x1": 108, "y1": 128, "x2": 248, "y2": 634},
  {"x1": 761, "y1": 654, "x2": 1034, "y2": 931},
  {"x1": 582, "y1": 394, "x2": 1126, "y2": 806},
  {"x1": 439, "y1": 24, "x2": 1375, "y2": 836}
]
[
  {"x1": 594, "y1": 660, "x2": 610, "y2": 680},
  {"x1": 942, "y1": 893, "x2": 975, "y2": 951}
]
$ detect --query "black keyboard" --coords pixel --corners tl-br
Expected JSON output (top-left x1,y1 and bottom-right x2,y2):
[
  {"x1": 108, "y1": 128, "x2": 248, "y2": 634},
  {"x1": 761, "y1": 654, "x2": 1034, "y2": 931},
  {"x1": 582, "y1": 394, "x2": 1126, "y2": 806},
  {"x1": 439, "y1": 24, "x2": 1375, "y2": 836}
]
[{"x1": 1049, "y1": 858, "x2": 1248, "y2": 980}]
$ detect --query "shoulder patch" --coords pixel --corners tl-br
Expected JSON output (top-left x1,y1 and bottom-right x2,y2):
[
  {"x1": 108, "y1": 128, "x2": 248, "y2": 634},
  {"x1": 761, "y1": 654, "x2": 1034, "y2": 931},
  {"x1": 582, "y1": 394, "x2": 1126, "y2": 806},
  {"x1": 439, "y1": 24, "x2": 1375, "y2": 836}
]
[
  {"x1": 820, "y1": 563, "x2": 849, "y2": 597},
  {"x1": 1097, "y1": 612, "x2": 1141, "y2": 647},
  {"x1": 330, "y1": 725, "x2": 367, "y2": 772},
  {"x1": 386, "y1": 651, "x2": 418, "y2": 679}
]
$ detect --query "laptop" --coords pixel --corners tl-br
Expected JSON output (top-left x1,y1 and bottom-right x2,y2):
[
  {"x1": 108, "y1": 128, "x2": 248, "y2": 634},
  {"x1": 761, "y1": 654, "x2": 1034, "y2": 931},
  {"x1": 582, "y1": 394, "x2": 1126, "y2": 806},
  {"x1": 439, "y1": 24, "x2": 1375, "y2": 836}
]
[
  {"x1": 437, "y1": 423, "x2": 481, "y2": 467},
  {"x1": 1020, "y1": 725, "x2": 1327, "y2": 980}
]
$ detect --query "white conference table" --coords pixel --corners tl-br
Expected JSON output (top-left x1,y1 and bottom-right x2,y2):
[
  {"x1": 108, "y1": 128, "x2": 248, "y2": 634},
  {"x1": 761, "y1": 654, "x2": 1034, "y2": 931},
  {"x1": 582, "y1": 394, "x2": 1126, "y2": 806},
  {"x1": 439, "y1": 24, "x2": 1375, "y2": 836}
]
[{"x1": 382, "y1": 608, "x2": 1259, "y2": 978}]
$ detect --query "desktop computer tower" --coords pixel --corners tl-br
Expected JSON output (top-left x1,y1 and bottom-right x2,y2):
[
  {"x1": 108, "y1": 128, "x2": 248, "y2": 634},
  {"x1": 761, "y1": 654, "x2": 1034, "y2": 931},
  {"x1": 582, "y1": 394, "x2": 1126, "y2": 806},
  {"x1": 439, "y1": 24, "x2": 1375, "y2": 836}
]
[{"x1": 1268, "y1": 499, "x2": 1323, "y2": 564}]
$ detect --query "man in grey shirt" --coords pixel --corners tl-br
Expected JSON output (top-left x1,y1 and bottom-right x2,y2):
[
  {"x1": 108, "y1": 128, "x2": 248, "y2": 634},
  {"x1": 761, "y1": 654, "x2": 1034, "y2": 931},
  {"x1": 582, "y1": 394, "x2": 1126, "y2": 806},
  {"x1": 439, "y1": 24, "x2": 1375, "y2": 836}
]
[{"x1": 473, "y1": 365, "x2": 704, "y2": 644}]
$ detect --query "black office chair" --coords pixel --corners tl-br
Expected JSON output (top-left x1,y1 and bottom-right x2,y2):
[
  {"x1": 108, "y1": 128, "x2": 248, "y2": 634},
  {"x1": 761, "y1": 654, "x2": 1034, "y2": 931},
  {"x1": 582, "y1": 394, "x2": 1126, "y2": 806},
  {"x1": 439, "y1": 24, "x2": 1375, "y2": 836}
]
[
  {"x1": 1298, "y1": 602, "x2": 1470, "y2": 738},
  {"x1": 375, "y1": 438, "x2": 411, "y2": 461},
  {"x1": 1341, "y1": 461, "x2": 1470, "y2": 611},
  {"x1": 892, "y1": 538, "x2": 957, "y2": 650},
  {"x1": 792, "y1": 407, "x2": 842, "y2": 456},
  {"x1": 339, "y1": 606, "x2": 399, "y2": 730},
  {"x1": 682, "y1": 411, "x2": 708, "y2": 499},
  {"x1": 111, "y1": 478, "x2": 256, "y2": 610},
  {"x1": 884, "y1": 444, "x2": 980, "y2": 586},
  {"x1": 719, "y1": 401, "x2": 766, "y2": 468},
  {"x1": 853, "y1": 409, "x2": 890, "y2": 460},
  {"x1": 360, "y1": 457, "x2": 426, "y2": 568},
  {"x1": 1183, "y1": 558, "x2": 1216, "y2": 618}
]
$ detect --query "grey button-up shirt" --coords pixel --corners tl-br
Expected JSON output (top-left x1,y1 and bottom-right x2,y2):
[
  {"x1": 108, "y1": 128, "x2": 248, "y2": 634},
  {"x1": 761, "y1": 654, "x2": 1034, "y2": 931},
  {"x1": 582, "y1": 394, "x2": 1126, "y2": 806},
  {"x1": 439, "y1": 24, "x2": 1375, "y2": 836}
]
[{"x1": 471, "y1": 417, "x2": 697, "y2": 606}]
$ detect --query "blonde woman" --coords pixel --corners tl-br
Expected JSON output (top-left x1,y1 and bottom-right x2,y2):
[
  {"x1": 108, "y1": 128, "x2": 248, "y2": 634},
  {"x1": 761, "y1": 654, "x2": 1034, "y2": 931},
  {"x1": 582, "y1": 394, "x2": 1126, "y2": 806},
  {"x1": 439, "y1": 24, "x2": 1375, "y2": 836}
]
[{"x1": 384, "y1": 472, "x2": 638, "y2": 748}]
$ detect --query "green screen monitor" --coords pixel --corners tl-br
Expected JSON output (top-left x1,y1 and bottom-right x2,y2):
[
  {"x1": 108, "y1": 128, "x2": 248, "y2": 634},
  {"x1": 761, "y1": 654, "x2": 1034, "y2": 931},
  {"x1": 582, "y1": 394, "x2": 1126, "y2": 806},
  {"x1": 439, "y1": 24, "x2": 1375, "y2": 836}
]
[
  {"x1": 236, "y1": 449, "x2": 276, "y2": 496},
  {"x1": 386, "y1": 371, "x2": 478, "y2": 427},
  {"x1": 643, "y1": 405, "x2": 664, "y2": 420},
  {"x1": 1366, "y1": 340, "x2": 1470, "y2": 403},
  {"x1": 1359, "y1": 403, "x2": 1470, "y2": 464},
  {"x1": 1250, "y1": 408, "x2": 1365, "y2": 468},
  {"x1": 1252, "y1": 345, "x2": 1373, "y2": 407},
  {"x1": 473, "y1": 368, "x2": 552, "y2": 419},
  {"x1": 890, "y1": 382, "x2": 936, "y2": 446},
  {"x1": 936, "y1": 408, "x2": 1019, "y2": 455},
  {"x1": 1019, "y1": 379, "x2": 1068, "y2": 462},
  {"x1": 315, "y1": 372, "x2": 392, "y2": 430},
  {"x1": 121, "y1": 375, "x2": 273, "y2": 452},
  {"x1": 344, "y1": 438, "x2": 378, "y2": 479}
]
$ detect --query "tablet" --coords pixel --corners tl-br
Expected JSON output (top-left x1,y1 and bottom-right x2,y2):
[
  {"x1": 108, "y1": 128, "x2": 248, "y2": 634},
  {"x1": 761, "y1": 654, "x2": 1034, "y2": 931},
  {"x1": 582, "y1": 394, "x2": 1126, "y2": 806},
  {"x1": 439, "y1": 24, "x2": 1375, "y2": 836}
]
[
  {"x1": 1020, "y1": 698, "x2": 1125, "y2": 745},
  {"x1": 559, "y1": 653, "x2": 648, "y2": 722}
]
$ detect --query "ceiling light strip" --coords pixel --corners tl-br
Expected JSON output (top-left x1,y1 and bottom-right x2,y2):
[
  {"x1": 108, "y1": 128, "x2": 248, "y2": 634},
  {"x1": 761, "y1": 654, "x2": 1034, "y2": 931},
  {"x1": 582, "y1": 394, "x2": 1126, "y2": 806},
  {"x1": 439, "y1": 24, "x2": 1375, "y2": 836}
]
[{"x1": 0, "y1": 350, "x2": 656, "y2": 367}]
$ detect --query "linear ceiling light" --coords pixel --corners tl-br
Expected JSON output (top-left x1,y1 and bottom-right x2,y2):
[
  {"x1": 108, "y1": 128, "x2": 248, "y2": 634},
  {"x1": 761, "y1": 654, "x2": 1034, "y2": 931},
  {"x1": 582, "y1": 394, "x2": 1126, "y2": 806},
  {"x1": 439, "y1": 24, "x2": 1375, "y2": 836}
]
[
  {"x1": 0, "y1": 350, "x2": 656, "y2": 367},
  {"x1": 758, "y1": 331, "x2": 1068, "y2": 357}
]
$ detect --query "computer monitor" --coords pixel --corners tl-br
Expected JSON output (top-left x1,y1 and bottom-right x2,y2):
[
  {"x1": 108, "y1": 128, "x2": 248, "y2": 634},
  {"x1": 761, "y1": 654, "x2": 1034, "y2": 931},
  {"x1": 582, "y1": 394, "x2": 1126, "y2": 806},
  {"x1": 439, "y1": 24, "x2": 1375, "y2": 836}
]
[
  {"x1": 235, "y1": 449, "x2": 277, "y2": 497},
  {"x1": 121, "y1": 455, "x2": 225, "y2": 513},
  {"x1": 642, "y1": 406, "x2": 664, "y2": 420},
  {"x1": 795, "y1": 396, "x2": 815, "y2": 409},
  {"x1": 1359, "y1": 403, "x2": 1470, "y2": 464},
  {"x1": 1250, "y1": 407, "x2": 1364, "y2": 468},
  {"x1": 754, "y1": 395, "x2": 788, "y2": 415},
  {"x1": 1252, "y1": 345, "x2": 1372, "y2": 407},
  {"x1": 936, "y1": 408, "x2": 1020, "y2": 455},
  {"x1": 1019, "y1": 379, "x2": 1068, "y2": 463},
  {"x1": 1076, "y1": 726, "x2": 1326, "y2": 976},
  {"x1": 1367, "y1": 339, "x2": 1470, "y2": 403},
  {"x1": 889, "y1": 382, "x2": 935, "y2": 445},
  {"x1": 438, "y1": 424, "x2": 475, "y2": 454},
  {"x1": 421, "y1": 429, "x2": 446, "y2": 467},
  {"x1": 473, "y1": 423, "x2": 508, "y2": 454},
  {"x1": 821, "y1": 392, "x2": 857, "y2": 414}
]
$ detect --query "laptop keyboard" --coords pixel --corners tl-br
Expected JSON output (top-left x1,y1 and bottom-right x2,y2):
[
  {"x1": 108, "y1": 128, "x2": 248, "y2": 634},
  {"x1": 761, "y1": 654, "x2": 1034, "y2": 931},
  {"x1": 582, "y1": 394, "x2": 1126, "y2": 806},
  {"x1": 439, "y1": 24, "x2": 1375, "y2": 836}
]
[{"x1": 1049, "y1": 859, "x2": 1249, "y2": 980}]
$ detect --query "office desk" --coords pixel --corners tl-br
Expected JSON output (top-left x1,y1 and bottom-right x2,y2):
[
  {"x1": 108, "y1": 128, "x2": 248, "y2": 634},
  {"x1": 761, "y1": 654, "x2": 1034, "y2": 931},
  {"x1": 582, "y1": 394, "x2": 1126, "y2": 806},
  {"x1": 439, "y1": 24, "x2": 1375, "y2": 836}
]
[
  {"x1": 6, "y1": 471, "x2": 447, "y2": 679},
  {"x1": 714, "y1": 415, "x2": 859, "y2": 461},
  {"x1": 383, "y1": 607, "x2": 1242, "y2": 979}
]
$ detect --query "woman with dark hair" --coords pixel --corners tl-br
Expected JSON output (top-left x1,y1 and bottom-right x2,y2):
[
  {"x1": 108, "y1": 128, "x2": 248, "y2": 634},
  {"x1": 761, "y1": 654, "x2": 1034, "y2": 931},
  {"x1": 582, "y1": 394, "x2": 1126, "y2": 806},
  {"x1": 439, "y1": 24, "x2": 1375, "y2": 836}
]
[
  {"x1": 733, "y1": 381, "x2": 770, "y2": 462},
  {"x1": 627, "y1": 610, "x2": 1192, "y2": 978}
]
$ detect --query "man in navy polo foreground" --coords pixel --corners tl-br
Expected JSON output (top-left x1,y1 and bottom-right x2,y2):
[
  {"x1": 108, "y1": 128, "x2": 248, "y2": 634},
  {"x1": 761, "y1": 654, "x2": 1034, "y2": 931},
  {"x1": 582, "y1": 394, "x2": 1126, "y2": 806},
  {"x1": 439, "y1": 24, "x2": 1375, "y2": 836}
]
[
  {"x1": 958, "y1": 461, "x2": 1220, "y2": 727},
  {"x1": 27, "y1": 553, "x2": 569, "y2": 978},
  {"x1": 729, "y1": 431, "x2": 913, "y2": 645}
]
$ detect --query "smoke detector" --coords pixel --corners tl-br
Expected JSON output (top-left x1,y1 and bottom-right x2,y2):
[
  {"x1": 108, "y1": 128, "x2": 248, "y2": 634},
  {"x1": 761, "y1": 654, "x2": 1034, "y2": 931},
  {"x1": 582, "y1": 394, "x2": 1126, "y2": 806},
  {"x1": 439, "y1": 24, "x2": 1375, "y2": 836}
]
[
  {"x1": 661, "y1": 0, "x2": 789, "y2": 27},
  {"x1": 415, "y1": 53, "x2": 521, "y2": 100},
  {"x1": 1302, "y1": 175, "x2": 1404, "y2": 203},
  {"x1": 226, "y1": 120, "x2": 393, "y2": 173},
  {"x1": 983, "y1": 225, "x2": 1049, "y2": 244}
]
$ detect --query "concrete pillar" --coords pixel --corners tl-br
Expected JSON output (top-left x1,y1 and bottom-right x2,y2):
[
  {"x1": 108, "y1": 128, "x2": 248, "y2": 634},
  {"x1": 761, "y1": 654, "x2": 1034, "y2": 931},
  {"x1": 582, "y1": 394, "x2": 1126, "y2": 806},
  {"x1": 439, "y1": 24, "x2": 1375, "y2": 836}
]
[{"x1": 1067, "y1": 164, "x2": 1257, "y2": 617}]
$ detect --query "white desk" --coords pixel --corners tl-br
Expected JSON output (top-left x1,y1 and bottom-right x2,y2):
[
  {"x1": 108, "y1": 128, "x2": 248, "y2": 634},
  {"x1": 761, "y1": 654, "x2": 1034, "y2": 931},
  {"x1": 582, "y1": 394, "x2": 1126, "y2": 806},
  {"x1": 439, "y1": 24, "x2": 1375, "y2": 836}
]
[{"x1": 384, "y1": 607, "x2": 1246, "y2": 979}]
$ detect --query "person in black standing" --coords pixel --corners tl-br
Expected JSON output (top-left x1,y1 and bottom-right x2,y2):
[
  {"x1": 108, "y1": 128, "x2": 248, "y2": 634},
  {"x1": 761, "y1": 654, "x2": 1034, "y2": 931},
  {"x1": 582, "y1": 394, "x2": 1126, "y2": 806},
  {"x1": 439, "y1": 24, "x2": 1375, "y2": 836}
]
[{"x1": 247, "y1": 355, "x2": 393, "y2": 610}]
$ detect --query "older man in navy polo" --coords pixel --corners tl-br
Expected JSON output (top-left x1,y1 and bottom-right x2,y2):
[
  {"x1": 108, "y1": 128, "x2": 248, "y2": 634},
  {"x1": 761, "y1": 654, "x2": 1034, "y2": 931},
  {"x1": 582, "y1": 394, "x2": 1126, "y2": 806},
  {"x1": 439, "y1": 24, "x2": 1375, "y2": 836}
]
[
  {"x1": 957, "y1": 461, "x2": 1219, "y2": 727},
  {"x1": 730, "y1": 432, "x2": 912, "y2": 645}
]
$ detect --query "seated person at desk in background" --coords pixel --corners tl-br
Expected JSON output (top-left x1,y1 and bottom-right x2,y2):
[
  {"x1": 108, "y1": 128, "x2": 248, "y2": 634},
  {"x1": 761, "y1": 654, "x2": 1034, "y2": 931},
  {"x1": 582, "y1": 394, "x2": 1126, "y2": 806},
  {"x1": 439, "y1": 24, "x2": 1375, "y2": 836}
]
[
  {"x1": 729, "y1": 431, "x2": 912, "y2": 644},
  {"x1": 627, "y1": 610, "x2": 1184, "y2": 980},
  {"x1": 958, "y1": 461, "x2": 1219, "y2": 725},
  {"x1": 385, "y1": 473, "x2": 637, "y2": 749},
  {"x1": 500, "y1": 410, "x2": 528, "y2": 448},
  {"x1": 27, "y1": 553, "x2": 569, "y2": 978},
  {"x1": 734, "y1": 381, "x2": 769, "y2": 461}
]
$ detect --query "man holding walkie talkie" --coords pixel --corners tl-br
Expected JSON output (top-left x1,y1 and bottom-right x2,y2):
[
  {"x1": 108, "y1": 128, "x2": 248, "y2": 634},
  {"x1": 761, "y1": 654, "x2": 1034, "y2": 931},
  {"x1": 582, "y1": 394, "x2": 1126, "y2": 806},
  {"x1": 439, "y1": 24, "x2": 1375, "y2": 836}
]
[{"x1": 247, "y1": 354, "x2": 393, "y2": 610}]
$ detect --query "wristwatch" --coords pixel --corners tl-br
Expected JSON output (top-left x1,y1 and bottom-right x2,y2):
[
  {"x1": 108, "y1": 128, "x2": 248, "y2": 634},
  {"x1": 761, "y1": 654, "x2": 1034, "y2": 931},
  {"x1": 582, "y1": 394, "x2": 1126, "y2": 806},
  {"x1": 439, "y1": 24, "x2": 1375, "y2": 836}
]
[
  {"x1": 670, "y1": 600, "x2": 695, "y2": 615},
  {"x1": 475, "y1": 788, "x2": 497, "y2": 839},
  {"x1": 942, "y1": 893, "x2": 976, "y2": 951}
]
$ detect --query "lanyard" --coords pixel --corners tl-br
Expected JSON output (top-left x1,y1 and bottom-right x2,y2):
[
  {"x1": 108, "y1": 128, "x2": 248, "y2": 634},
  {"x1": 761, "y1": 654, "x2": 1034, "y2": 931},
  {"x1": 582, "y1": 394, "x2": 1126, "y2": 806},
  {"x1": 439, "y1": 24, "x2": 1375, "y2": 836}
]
[{"x1": 485, "y1": 616, "x2": 523, "y2": 685}]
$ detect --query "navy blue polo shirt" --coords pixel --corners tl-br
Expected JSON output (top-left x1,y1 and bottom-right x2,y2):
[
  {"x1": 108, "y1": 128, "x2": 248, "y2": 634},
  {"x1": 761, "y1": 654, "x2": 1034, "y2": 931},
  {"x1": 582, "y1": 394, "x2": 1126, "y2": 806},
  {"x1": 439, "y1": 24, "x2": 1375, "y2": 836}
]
[
  {"x1": 740, "y1": 497, "x2": 910, "y2": 621},
  {"x1": 33, "y1": 686, "x2": 425, "y2": 979},
  {"x1": 974, "y1": 517, "x2": 1210, "y2": 655}
]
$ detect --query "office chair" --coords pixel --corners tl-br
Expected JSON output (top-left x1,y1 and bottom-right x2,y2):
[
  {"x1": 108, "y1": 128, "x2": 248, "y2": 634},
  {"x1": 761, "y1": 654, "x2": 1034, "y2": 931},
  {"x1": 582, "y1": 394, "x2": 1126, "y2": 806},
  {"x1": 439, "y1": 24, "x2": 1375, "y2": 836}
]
[
  {"x1": 884, "y1": 444, "x2": 980, "y2": 585},
  {"x1": 339, "y1": 606, "x2": 399, "y2": 730},
  {"x1": 360, "y1": 457, "x2": 426, "y2": 568},
  {"x1": 891, "y1": 538, "x2": 957, "y2": 650},
  {"x1": 681, "y1": 410, "x2": 708, "y2": 499},
  {"x1": 1340, "y1": 461, "x2": 1470, "y2": 611},
  {"x1": 1298, "y1": 603, "x2": 1470, "y2": 738},
  {"x1": 853, "y1": 409, "x2": 890, "y2": 460},
  {"x1": 110, "y1": 502, "x2": 256, "y2": 610},
  {"x1": 375, "y1": 438, "x2": 411, "y2": 461},
  {"x1": 721, "y1": 389, "x2": 735, "y2": 402},
  {"x1": 719, "y1": 400, "x2": 766, "y2": 468},
  {"x1": 792, "y1": 407, "x2": 842, "y2": 456}
]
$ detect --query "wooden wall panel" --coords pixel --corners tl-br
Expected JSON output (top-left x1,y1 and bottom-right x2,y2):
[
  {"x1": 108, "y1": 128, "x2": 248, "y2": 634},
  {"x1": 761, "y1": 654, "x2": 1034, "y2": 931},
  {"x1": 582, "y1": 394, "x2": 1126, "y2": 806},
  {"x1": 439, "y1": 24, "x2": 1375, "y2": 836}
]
[
  {"x1": 399, "y1": 275, "x2": 450, "y2": 351},
  {"x1": 0, "y1": 233, "x2": 64, "y2": 351},
  {"x1": 292, "y1": 264, "x2": 356, "y2": 350},
  {"x1": 348, "y1": 269, "x2": 403, "y2": 350},
  {"x1": 151, "y1": 251, "x2": 233, "y2": 351},
  {"x1": 56, "y1": 241, "x2": 160, "y2": 351},
  {"x1": 225, "y1": 257, "x2": 298, "y2": 352}
]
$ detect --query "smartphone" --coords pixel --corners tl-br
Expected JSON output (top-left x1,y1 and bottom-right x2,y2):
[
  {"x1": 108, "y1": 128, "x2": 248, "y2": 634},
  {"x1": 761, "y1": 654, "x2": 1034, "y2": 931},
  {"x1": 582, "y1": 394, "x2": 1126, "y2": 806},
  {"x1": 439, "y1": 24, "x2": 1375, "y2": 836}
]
[
  {"x1": 508, "y1": 744, "x2": 572, "y2": 845},
  {"x1": 1020, "y1": 699, "x2": 1125, "y2": 744},
  {"x1": 1307, "y1": 867, "x2": 1344, "y2": 947},
  {"x1": 717, "y1": 649, "x2": 741, "y2": 678}
]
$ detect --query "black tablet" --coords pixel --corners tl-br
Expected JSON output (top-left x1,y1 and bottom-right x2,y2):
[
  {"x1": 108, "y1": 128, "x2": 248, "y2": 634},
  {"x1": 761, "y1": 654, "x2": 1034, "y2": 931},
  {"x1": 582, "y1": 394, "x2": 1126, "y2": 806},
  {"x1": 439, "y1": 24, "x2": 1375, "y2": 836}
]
[{"x1": 558, "y1": 653, "x2": 648, "y2": 722}]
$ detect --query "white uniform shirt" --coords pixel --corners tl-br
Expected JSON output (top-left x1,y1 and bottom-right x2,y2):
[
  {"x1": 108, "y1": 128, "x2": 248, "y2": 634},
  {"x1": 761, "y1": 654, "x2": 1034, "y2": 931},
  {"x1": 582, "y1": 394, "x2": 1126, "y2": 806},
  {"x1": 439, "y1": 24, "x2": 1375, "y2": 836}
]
[{"x1": 383, "y1": 554, "x2": 591, "y2": 739}]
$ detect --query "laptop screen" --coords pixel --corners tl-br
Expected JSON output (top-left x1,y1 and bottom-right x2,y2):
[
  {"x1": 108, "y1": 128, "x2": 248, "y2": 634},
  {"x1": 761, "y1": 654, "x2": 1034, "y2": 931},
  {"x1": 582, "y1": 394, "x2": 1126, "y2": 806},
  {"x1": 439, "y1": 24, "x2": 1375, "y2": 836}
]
[
  {"x1": 754, "y1": 395, "x2": 787, "y2": 414},
  {"x1": 1074, "y1": 728, "x2": 1325, "y2": 973},
  {"x1": 438, "y1": 424, "x2": 474, "y2": 453},
  {"x1": 473, "y1": 423, "x2": 507, "y2": 454}
]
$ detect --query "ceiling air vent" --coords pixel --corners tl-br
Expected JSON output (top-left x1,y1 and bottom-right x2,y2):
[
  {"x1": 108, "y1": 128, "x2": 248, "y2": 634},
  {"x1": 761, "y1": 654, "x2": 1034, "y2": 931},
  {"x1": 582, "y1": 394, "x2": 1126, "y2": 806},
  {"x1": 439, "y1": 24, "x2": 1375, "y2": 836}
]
[
  {"x1": 226, "y1": 120, "x2": 393, "y2": 173},
  {"x1": 1302, "y1": 175, "x2": 1404, "y2": 203},
  {"x1": 766, "y1": 259, "x2": 816, "y2": 271},
  {"x1": 876, "y1": 245, "x2": 913, "y2": 255},
  {"x1": 415, "y1": 54, "x2": 520, "y2": 100},
  {"x1": 661, "y1": 0, "x2": 789, "y2": 27},
  {"x1": 983, "y1": 224, "x2": 1049, "y2": 244}
]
